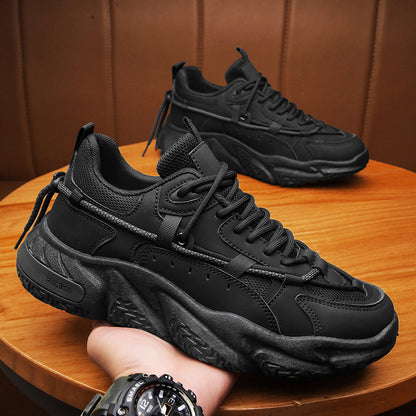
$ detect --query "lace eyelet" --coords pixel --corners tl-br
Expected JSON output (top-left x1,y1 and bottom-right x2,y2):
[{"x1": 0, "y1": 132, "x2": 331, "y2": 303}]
[
  {"x1": 239, "y1": 113, "x2": 249, "y2": 122},
  {"x1": 215, "y1": 211, "x2": 224, "y2": 220},
  {"x1": 176, "y1": 186, "x2": 188, "y2": 198},
  {"x1": 176, "y1": 232, "x2": 188, "y2": 246}
]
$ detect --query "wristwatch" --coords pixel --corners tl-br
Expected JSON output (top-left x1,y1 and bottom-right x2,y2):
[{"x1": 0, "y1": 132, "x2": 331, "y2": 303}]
[{"x1": 81, "y1": 373, "x2": 204, "y2": 416}]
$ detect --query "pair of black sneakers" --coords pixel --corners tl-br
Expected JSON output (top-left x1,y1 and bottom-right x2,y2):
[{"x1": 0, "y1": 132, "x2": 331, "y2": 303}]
[
  {"x1": 146, "y1": 47, "x2": 369, "y2": 187},
  {"x1": 15, "y1": 49, "x2": 397, "y2": 378}
]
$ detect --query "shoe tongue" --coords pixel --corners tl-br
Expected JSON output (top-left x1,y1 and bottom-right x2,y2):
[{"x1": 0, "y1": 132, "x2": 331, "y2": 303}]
[
  {"x1": 157, "y1": 133, "x2": 222, "y2": 178},
  {"x1": 225, "y1": 47, "x2": 260, "y2": 83}
]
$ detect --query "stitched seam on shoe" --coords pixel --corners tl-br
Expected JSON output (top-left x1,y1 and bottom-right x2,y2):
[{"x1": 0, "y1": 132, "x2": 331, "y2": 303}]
[
  {"x1": 296, "y1": 297, "x2": 323, "y2": 336},
  {"x1": 219, "y1": 216, "x2": 268, "y2": 266},
  {"x1": 65, "y1": 199, "x2": 115, "y2": 254},
  {"x1": 160, "y1": 179, "x2": 217, "y2": 215},
  {"x1": 297, "y1": 295, "x2": 384, "y2": 312},
  {"x1": 137, "y1": 245, "x2": 279, "y2": 332}
]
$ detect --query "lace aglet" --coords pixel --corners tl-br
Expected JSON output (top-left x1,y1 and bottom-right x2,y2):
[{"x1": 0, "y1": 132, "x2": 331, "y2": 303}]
[
  {"x1": 142, "y1": 140, "x2": 152, "y2": 157},
  {"x1": 15, "y1": 219, "x2": 35, "y2": 249},
  {"x1": 183, "y1": 117, "x2": 202, "y2": 142}
]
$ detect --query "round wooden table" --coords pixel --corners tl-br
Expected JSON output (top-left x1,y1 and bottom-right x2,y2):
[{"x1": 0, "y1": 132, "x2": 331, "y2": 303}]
[{"x1": 1, "y1": 143, "x2": 415, "y2": 416}]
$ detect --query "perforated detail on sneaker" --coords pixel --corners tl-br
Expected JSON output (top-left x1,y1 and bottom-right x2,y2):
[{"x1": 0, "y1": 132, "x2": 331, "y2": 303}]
[
  {"x1": 157, "y1": 133, "x2": 200, "y2": 178},
  {"x1": 72, "y1": 140, "x2": 140, "y2": 214}
]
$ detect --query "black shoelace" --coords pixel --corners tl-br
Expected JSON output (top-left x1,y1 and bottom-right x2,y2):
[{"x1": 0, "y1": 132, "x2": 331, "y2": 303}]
[
  {"x1": 14, "y1": 172, "x2": 66, "y2": 249},
  {"x1": 143, "y1": 90, "x2": 172, "y2": 156},
  {"x1": 143, "y1": 76, "x2": 325, "y2": 157},
  {"x1": 237, "y1": 74, "x2": 316, "y2": 126},
  {"x1": 178, "y1": 162, "x2": 327, "y2": 272},
  {"x1": 15, "y1": 166, "x2": 326, "y2": 281}
]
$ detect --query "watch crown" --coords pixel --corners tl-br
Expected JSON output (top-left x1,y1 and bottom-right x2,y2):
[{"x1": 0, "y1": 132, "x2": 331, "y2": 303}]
[{"x1": 187, "y1": 389, "x2": 197, "y2": 402}]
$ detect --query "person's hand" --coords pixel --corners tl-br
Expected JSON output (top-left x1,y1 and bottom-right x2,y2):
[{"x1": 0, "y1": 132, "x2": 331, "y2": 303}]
[{"x1": 87, "y1": 321, "x2": 238, "y2": 416}]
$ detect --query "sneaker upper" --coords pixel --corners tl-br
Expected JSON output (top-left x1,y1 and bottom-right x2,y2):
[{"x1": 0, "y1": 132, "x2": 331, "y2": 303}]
[
  {"x1": 159, "y1": 48, "x2": 366, "y2": 164},
  {"x1": 44, "y1": 124, "x2": 393, "y2": 340}
]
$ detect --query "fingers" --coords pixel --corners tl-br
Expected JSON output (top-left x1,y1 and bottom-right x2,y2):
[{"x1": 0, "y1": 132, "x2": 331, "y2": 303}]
[{"x1": 91, "y1": 320, "x2": 111, "y2": 330}]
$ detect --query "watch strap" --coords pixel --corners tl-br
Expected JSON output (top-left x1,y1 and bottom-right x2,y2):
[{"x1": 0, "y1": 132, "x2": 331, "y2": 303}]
[{"x1": 81, "y1": 376, "x2": 130, "y2": 416}]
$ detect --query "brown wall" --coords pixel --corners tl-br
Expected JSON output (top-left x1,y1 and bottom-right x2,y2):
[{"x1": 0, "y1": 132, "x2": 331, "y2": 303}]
[{"x1": 1, "y1": 0, "x2": 415, "y2": 182}]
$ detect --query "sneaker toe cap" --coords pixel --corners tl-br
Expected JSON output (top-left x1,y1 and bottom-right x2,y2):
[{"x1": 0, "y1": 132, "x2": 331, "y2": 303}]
[
  {"x1": 297, "y1": 282, "x2": 395, "y2": 339},
  {"x1": 297, "y1": 130, "x2": 367, "y2": 162}
]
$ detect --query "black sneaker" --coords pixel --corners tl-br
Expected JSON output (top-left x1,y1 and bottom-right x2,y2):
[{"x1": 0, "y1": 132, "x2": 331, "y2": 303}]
[
  {"x1": 145, "y1": 48, "x2": 369, "y2": 186},
  {"x1": 16, "y1": 122, "x2": 397, "y2": 378}
]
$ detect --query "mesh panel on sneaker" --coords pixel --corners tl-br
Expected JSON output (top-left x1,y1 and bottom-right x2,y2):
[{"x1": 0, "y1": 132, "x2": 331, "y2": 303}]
[
  {"x1": 240, "y1": 274, "x2": 273, "y2": 298},
  {"x1": 72, "y1": 140, "x2": 139, "y2": 214},
  {"x1": 303, "y1": 285, "x2": 367, "y2": 303},
  {"x1": 157, "y1": 133, "x2": 200, "y2": 178}
]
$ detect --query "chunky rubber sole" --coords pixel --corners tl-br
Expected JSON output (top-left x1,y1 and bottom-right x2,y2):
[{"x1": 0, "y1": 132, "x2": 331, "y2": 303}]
[
  {"x1": 16, "y1": 220, "x2": 398, "y2": 378},
  {"x1": 158, "y1": 124, "x2": 369, "y2": 186}
]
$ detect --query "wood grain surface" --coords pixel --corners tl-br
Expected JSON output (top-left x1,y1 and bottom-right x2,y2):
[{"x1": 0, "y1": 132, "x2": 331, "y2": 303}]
[{"x1": 0, "y1": 143, "x2": 415, "y2": 415}]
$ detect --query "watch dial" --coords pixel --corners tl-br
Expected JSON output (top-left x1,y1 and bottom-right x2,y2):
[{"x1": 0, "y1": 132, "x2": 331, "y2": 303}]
[{"x1": 135, "y1": 383, "x2": 193, "y2": 416}]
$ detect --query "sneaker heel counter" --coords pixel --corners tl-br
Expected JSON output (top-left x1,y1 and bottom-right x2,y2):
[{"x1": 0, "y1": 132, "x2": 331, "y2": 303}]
[{"x1": 46, "y1": 194, "x2": 115, "y2": 255}]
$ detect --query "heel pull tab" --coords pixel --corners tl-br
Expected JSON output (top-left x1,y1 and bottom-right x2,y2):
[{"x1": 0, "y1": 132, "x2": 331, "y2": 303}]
[
  {"x1": 172, "y1": 61, "x2": 185, "y2": 81},
  {"x1": 74, "y1": 122, "x2": 95, "y2": 152},
  {"x1": 70, "y1": 122, "x2": 95, "y2": 165},
  {"x1": 236, "y1": 47, "x2": 249, "y2": 61}
]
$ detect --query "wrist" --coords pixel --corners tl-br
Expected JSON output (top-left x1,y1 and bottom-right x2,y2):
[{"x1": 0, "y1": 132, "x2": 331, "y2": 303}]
[
  {"x1": 87, "y1": 324, "x2": 238, "y2": 416},
  {"x1": 114, "y1": 361, "x2": 238, "y2": 416}
]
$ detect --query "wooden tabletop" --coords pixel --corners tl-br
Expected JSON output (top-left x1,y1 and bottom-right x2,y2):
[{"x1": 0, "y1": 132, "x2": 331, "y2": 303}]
[{"x1": 1, "y1": 142, "x2": 415, "y2": 415}]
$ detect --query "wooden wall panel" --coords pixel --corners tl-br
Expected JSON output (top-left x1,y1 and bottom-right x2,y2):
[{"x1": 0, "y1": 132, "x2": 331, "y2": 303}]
[
  {"x1": 0, "y1": 0, "x2": 35, "y2": 180},
  {"x1": 283, "y1": 0, "x2": 377, "y2": 139},
  {"x1": 363, "y1": 0, "x2": 416, "y2": 172},
  {"x1": 111, "y1": 0, "x2": 198, "y2": 144},
  {"x1": 20, "y1": 0, "x2": 115, "y2": 175},
  {"x1": 202, "y1": 0, "x2": 286, "y2": 87},
  {"x1": 0, "y1": 0, "x2": 415, "y2": 182}
]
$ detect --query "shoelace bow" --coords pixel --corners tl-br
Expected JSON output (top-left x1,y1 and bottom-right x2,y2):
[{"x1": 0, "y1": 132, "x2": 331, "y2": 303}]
[
  {"x1": 237, "y1": 74, "x2": 317, "y2": 125},
  {"x1": 177, "y1": 162, "x2": 326, "y2": 272}
]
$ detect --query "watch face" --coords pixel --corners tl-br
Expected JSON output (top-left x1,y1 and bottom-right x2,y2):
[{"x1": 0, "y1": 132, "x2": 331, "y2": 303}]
[{"x1": 135, "y1": 382, "x2": 195, "y2": 416}]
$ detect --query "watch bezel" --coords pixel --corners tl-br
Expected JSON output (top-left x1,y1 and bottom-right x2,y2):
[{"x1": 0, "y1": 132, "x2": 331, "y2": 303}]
[
  {"x1": 122, "y1": 373, "x2": 201, "y2": 416},
  {"x1": 133, "y1": 379, "x2": 197, "y2": 416}
]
